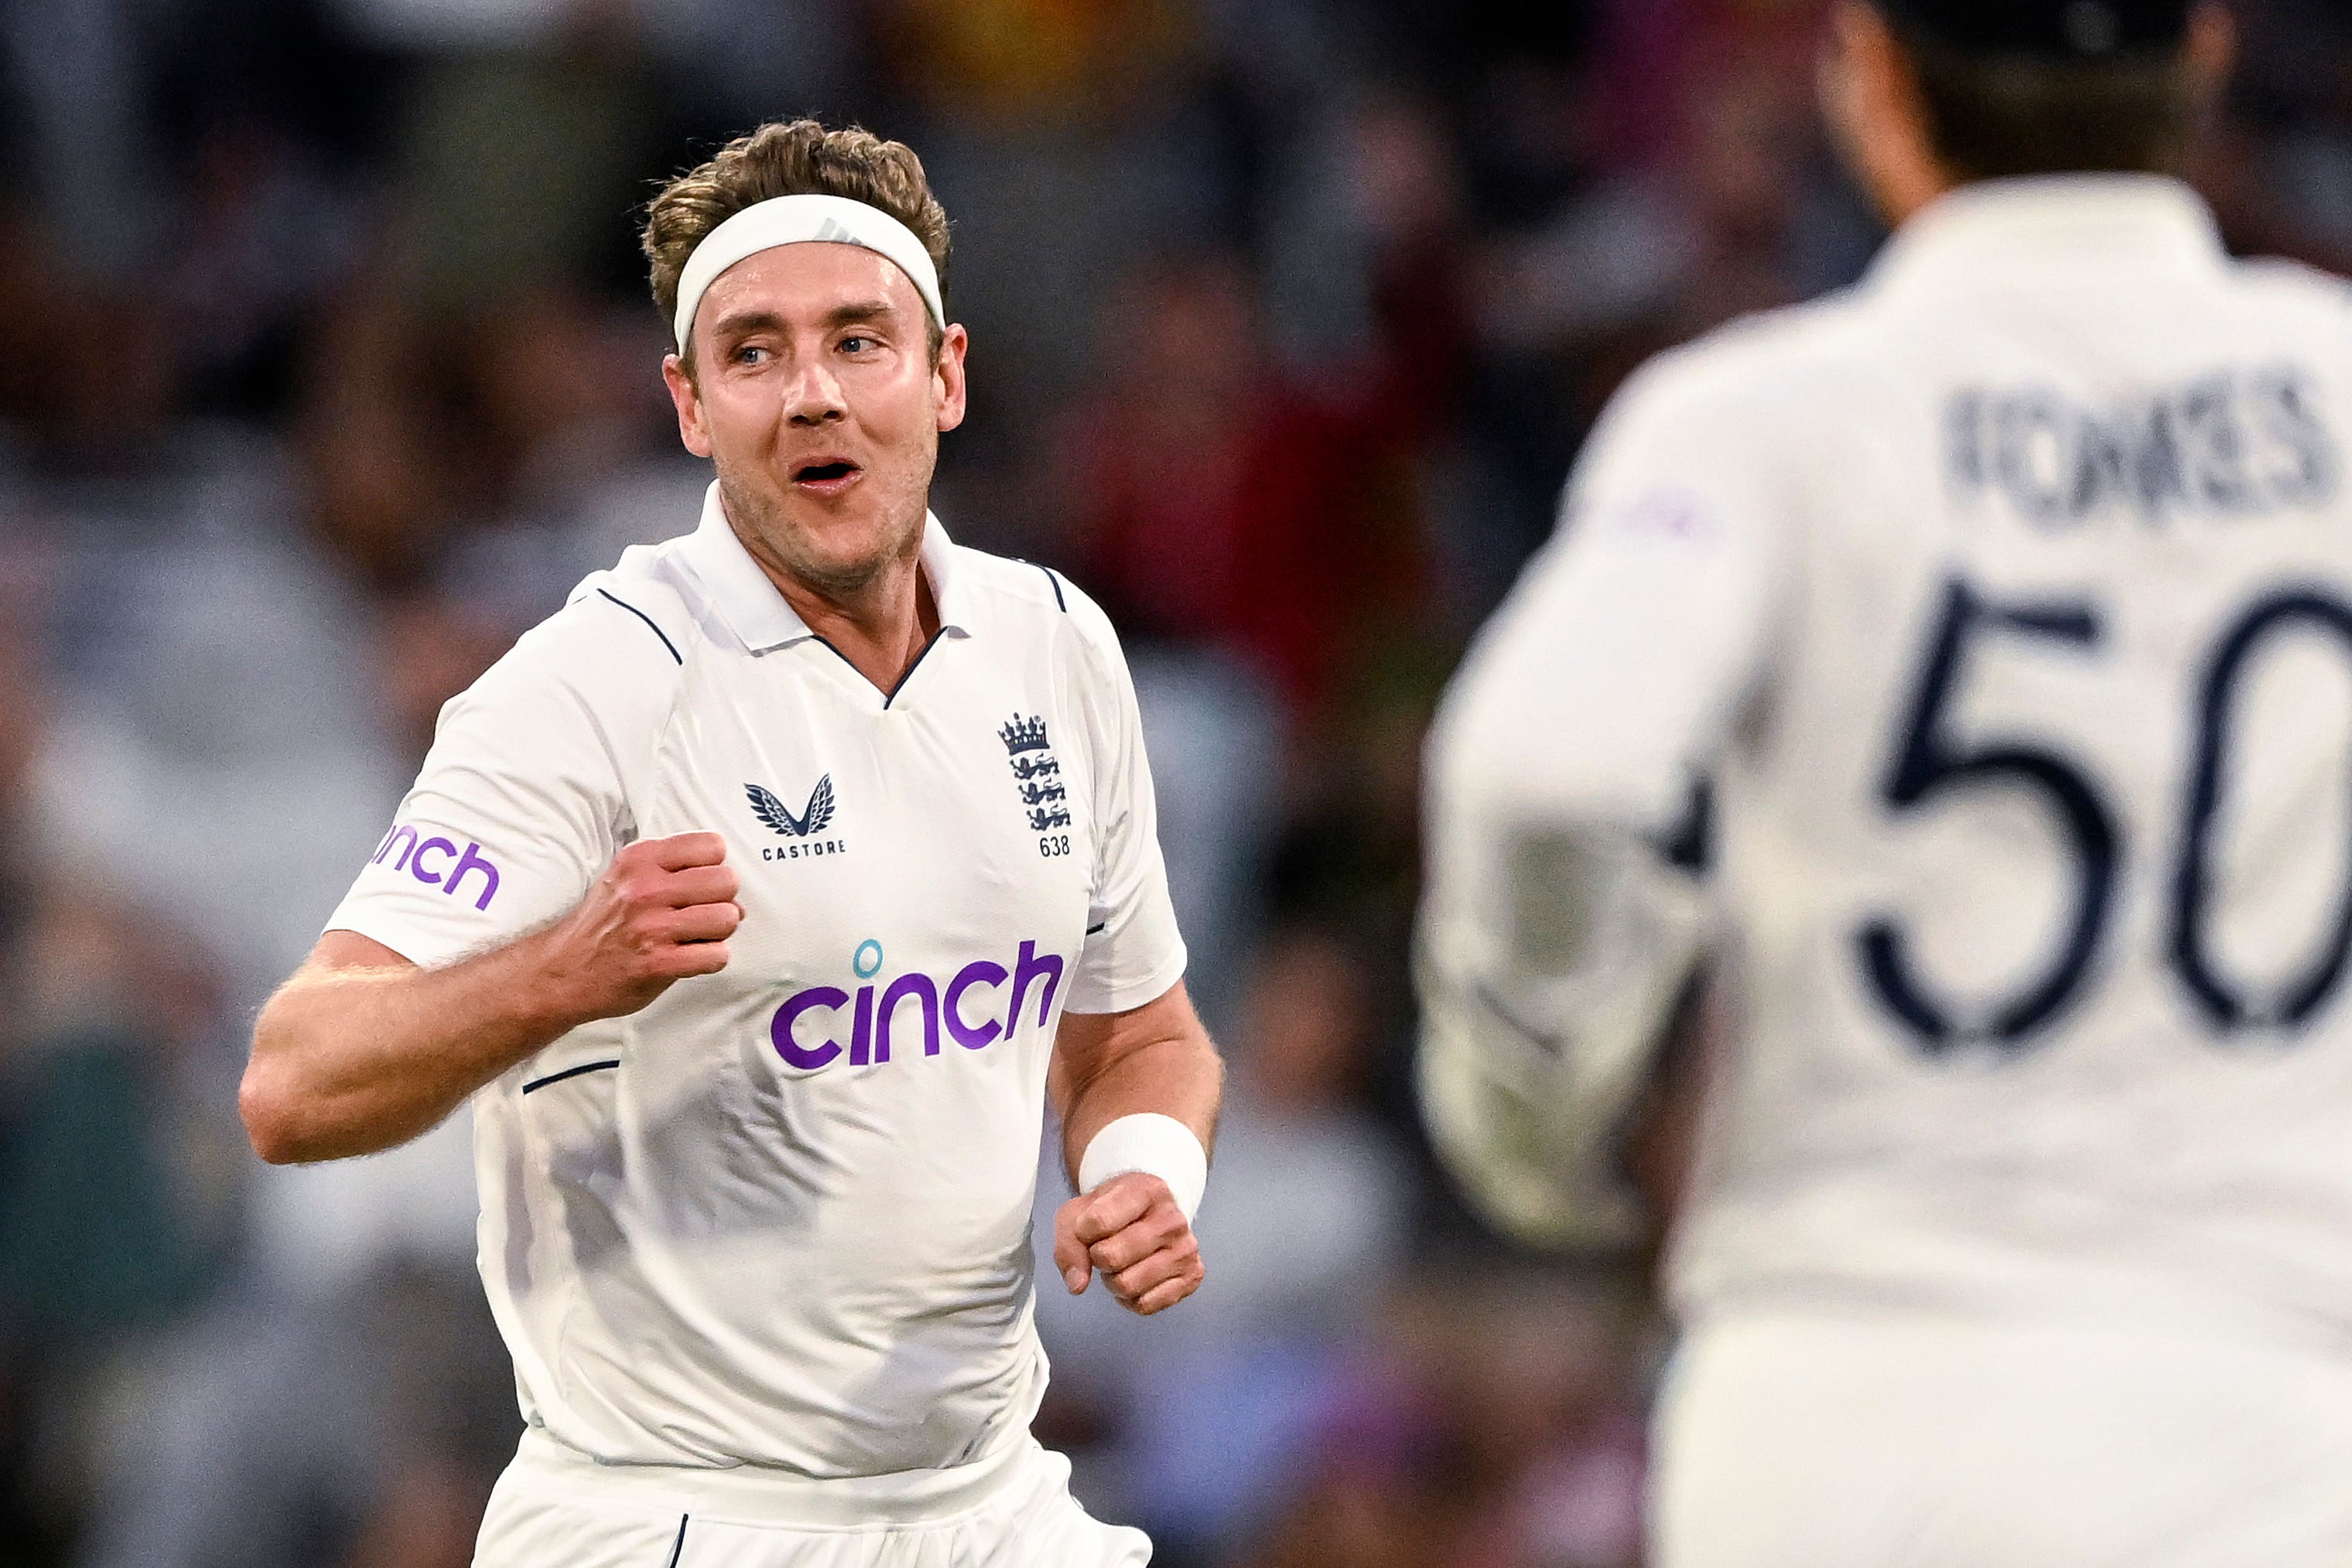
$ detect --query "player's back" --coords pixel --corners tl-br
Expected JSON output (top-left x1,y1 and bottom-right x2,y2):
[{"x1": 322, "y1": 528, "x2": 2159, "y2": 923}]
[{"x1": 1675, "y1": 176, "x2": 2352, "y2": 1357}]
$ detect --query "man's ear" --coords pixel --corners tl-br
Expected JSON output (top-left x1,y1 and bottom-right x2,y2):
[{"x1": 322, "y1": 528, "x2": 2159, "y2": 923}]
[
  {"x1": 934, "y1": 323, "x2": 969, "y2": 436},
  {"x1": 662, "y1": 351, "x2": 713, "y2": 459}
]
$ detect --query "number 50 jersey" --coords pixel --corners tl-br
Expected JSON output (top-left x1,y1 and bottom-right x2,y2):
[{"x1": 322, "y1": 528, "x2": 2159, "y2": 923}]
[{"x1": 1451, "y1": 176, "x2": 2352, "y2": 1351}]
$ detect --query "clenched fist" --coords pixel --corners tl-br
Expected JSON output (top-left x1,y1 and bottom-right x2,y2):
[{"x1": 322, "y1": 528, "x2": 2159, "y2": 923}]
[
  {"x1": 535, "y1": 832, "x2": 741, "y2": 1026},
  {"x1": 244, "y1": 829, "x2": 747, "y2": 1166},
  {"x1": 1054, "y1": 1173, "x2": 1205, "y2": 1316}
]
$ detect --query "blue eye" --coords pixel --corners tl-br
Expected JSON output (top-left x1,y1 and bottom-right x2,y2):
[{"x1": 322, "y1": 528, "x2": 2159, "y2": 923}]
[
  {"x1": 734, "y1": 344, "x2": 769, "y2": 364},
  {"x1": 839, "y1": 336, "x2": 874, "y2": 354}
]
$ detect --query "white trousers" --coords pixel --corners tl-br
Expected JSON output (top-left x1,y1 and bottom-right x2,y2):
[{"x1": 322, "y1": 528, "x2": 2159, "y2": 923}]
[
  {"x1": 473, "y1": 1429, "x2": 1150, "y2": 1568},
  {"x1": 1652, "y1": 1311, "x2": 2352, "y2": 1568}
]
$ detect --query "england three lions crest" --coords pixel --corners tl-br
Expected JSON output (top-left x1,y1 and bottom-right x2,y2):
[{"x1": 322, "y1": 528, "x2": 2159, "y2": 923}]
[{"x1": 999, "y1": 714, "x2": 1075, "y2": 835}]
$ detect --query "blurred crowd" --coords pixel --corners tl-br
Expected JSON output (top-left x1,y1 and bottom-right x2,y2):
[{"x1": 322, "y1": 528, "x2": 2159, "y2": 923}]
[{"x1": 0, "y1": 0, "x2": 2348, "y2": 1564}]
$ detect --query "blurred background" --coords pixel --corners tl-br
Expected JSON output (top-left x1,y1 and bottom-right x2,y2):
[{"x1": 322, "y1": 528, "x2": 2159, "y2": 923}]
[{"x1": 0, "y1": 0, "x2": 2348, "y2": 1563}]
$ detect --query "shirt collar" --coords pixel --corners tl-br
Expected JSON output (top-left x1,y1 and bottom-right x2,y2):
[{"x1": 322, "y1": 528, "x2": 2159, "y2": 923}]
[
  {"x1": 678, "y1": 482, "x2": 973, "y2": 654},
  {"x1": 1868, "y1": 174, "x2": 2224, "y2": 297}
]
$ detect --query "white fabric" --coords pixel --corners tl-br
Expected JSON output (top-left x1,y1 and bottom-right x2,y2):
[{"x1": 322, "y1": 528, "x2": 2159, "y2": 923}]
[
  {"x1": 325, "y1": 482, "x2": 1186, "y2": 1477},
  {"x1": 1077, "y1": 1113, "x2": 1207, "y2": 1222},
  {"x1": 474, "y1": 1428, "x2": 1150, "y2": 1566},
  {"x1": 1652, "y1": 1313, "x2": 2352, "y2": 1566},
  {"x1": 1431, "y1": 174, "x2": 2352, "y2": 1370},
  {"x1": 672, "y1": 194, "x2": 945, "y2": 350},
  {"x1": 1414, "y1": 821, "x2": 1704, "y2": 1248}
]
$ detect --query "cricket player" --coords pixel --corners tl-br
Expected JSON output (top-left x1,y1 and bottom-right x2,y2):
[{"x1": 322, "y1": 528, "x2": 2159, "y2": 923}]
[
  {"x1": 1420, "y1": 2, "x2": 2352, "y2": 1562},
  {"x1": 240, "y1": 119, "x2": 1221, "y2": 1566}
]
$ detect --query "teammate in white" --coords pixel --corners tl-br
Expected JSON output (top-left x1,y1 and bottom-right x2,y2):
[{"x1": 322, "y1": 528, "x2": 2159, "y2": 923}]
[
  {"x1": 240, "y1": 119, "x2": 1222, "y2": 1566},
  {"x1": 1420, "y1": 3, "x2": 2352, "y2": 1562}
]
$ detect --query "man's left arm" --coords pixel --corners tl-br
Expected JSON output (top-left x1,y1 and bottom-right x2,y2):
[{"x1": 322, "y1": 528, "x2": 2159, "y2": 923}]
[
  {"x1": 1048, "y1": 982, "x2": 1222, "y2": 1315},
  {"x1": 1048, "y1": 579, "x2": 1223, "y2": 1316}
]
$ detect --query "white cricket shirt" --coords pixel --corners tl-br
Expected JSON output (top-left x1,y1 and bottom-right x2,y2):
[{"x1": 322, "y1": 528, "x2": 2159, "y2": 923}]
[
  {"x1": 326, "y1": 485, "x2": 1188, "y2": 1476},
  {"x1": 1435, "y1": 176, "x2": 2352, "y2": 1356}
]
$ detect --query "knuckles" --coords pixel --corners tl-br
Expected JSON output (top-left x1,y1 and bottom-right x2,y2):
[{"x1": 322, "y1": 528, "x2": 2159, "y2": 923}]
[
  {"x1": 1054, "y1": 1192, "x2": 1203, "y2": 1315},
  {"x1": 1091, "y1": 1225, "x2": 1201, "y2": 1279}
]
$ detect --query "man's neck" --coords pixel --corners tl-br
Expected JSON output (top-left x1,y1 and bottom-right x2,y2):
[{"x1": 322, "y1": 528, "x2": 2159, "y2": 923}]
[{"x1": 756, "y1": 536, "x2": 941, "y2": 698}]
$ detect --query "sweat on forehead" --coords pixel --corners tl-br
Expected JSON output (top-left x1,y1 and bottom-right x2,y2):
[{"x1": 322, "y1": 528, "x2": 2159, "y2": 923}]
[{"x1": 672, "y1": 194, "x2": 947, "y2": 352}]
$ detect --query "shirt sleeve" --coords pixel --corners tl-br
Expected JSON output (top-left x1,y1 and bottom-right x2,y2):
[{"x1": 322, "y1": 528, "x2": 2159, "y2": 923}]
[
  {"x1": 1431, "y1": 348, "x2": 1796, "y2": 839},
  {"x1": 1061, "y1": 589, "x2": 1189, "y2": 1014},
  {"x1": 1413, "y1": 346, "x2": 1790, "y2": 1244},
  {"x1": 323, "y1": 610, "x2": 655, "y2": 968}
]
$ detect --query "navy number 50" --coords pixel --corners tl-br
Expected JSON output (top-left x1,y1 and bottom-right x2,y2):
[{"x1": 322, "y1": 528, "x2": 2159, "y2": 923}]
[{"x1": 1860, "y1": 576, "x2": 2352, "y2": 1053}]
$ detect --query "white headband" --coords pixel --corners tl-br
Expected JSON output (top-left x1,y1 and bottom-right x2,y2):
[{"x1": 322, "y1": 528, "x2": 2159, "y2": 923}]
[{"x1": 670, "y1": 193, "x2": 946, "y2": 352}]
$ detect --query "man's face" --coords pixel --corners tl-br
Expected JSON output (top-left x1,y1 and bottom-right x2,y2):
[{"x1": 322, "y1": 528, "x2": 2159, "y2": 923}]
[{"x1": 664, "y1": 244, "x2": 967, "y2": 597}]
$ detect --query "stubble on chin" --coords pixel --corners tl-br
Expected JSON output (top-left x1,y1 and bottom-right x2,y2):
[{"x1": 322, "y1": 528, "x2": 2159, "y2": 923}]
[{"x1": 715, "y1": 469, "x2": 924, "y2": 599}]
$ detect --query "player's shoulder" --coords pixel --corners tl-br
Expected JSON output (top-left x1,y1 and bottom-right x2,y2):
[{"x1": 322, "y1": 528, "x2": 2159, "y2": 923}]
[
  {"x1": 947, "y1": 541, "x2": 1126, "y2": 666},
  {"x1": 1596, "y1": 290, "x2": 1879, "y2": 446},
  {"x1": 2231, "y1": 253, "x2": 2352, "y2": 326},
  {"x1": 452, "y1": 544, "x2": 698, "y2": 736}
]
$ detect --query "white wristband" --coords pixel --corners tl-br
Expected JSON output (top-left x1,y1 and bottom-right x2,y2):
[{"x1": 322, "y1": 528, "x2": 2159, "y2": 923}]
[{"x1": 1078, "y1": 1112, "x2": 1208, "y2": 1223}]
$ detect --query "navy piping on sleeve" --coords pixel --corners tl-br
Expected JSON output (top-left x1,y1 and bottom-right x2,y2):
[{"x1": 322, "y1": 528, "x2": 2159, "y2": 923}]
[
  {"x1": 596, "y1": 589, "x2": 684, "y2": 665},
  {"x1": 663, "y1": 1514, "x2": 689, "y2": 1567},
  {"x1": 521, "y1": 1060, "x2": 621, "y2": 1094},
  {"x1": 1017, "y1": 560, "x2": 1068, "y2": 612}
]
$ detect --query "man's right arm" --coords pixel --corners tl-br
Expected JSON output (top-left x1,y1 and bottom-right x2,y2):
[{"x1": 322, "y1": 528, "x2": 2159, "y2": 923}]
[
  {"x1": 244, "y1": 583, "x2": 702, "y2": 1163},
  {"x1": 241, "y1": 831, "x2": 740, "y2": 1166}
]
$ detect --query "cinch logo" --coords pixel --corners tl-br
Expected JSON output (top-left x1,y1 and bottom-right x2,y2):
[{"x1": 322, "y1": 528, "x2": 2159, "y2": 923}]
[
  {"x1": 769, "y1": 938, "x2": 1064, "y2": 1073},
  {"x1": 371, "y1": 824, "x2": 501, "y2": 910}
]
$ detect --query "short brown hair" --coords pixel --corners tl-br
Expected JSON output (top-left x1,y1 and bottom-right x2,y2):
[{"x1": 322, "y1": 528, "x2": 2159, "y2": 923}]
[
  {"x1": 642, "y1": 119, "x2": 952, "y2": 360},
  {"x1": 1902, "y1": 38, "x2": 2198, "y2": 182}
]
